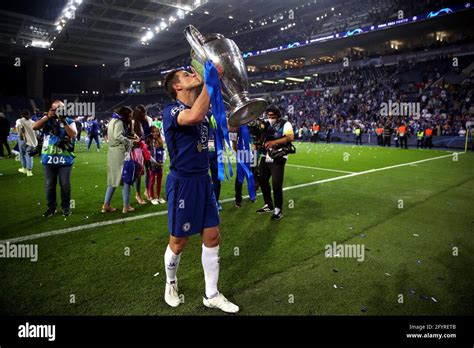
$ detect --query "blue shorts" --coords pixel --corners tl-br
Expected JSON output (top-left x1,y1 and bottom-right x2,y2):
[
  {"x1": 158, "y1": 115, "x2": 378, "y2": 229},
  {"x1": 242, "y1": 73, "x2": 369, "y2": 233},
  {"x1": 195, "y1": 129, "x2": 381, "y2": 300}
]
[{"x1": 166, "y1": 171, "x2": 220, "y2": 237}]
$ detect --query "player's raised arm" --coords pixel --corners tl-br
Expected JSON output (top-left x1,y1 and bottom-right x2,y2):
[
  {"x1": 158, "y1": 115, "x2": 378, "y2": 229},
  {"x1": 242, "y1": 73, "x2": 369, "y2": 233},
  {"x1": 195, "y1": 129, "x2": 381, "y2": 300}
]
[
  {"x1": 177, "y1": 82, "x2": 210, "y2": 126},
  {"x1": 177, "y1": 68, "x2": 210, "y2": 126}
]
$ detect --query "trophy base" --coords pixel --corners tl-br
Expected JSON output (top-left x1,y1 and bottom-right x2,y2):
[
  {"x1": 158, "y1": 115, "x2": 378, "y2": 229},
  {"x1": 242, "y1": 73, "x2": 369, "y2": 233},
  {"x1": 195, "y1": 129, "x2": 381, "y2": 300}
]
[{"x1": 228, "y1": 99, "x2": 268, "y2": 127}]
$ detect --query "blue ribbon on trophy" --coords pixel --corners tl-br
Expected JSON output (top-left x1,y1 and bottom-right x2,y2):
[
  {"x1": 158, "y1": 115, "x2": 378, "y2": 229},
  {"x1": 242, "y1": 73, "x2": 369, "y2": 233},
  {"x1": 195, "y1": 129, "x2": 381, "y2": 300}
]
[
  {"x1": 185, "y1": 25, "x2": 268, "y2": 182},
  {"x1": 237, "y1": 125, "x2": 256, "y2": 201},
  {"x1": 204, "y1": 60, "x2": 233, "y2": 181}
]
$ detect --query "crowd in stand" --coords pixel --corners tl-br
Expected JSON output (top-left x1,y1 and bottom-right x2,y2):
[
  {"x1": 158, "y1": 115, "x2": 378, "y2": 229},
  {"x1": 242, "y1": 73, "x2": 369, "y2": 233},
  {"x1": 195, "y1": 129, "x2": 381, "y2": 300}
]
[{"x1": 251, "y1": 54, "x2": 473, "y2": 139}]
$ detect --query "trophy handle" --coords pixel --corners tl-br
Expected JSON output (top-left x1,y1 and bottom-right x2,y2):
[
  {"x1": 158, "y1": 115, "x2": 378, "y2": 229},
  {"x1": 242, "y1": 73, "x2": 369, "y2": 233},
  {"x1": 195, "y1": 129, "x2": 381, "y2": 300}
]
[{"x1": 184, "y1": 25, "x2": 208, "y2": 61}]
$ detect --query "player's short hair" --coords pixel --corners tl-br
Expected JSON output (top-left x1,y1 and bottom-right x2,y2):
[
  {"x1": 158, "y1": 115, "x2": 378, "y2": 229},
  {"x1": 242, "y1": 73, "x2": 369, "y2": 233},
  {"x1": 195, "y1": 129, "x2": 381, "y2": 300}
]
[
  {"x1": 164, "y1": 69, "x2": 184, "y2": 100},
  {"x1": 266, "y1": 105, "x2": 282, "y2": 118}
]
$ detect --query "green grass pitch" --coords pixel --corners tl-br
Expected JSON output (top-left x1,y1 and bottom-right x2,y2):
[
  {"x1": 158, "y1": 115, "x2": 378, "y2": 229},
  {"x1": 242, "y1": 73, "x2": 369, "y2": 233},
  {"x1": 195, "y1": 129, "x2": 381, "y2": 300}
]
[{"x1": 0, "y1": 140, "x2": 473, "y2": 315}]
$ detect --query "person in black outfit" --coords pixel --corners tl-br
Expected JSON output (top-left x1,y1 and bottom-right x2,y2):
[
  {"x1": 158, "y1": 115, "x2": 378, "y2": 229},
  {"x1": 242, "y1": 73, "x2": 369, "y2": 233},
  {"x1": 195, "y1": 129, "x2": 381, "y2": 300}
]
[
  {"x1": 326, "y1": 126, "x2": 332, "y2": 143},
  {"x1": 383, "y1": 123, "x2": 392, "y2": 147},
  {"x1": 256, "y1": 106, "x2": 294, "y2": 220},
  {"x1": 74, "y1": 116, "x2": 82, "y2": 142},
  {"x1": 0, "y1": 113, "x2": 12, "y2": 157}
]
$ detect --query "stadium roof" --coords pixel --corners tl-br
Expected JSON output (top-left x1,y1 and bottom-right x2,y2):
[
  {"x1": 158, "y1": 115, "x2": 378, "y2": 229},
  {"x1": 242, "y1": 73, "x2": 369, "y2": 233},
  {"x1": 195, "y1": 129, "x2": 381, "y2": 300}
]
[{"x1": 0, "y1": 0, "x2": 311, "y2": 67}]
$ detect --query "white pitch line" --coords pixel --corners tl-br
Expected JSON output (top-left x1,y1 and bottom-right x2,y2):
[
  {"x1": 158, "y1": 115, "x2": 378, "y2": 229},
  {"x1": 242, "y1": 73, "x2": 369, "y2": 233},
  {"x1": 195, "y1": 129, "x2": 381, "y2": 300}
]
[
  {"x1": 283, "y1": 152, "x2": 463, "y2": 192},
  {"x1": 287, "y1": 163, "x2": 356, "y2": 174},
  {"x1": 0, "y1": 152, "x2": 462, "y2": 244},
  {"x1": 1, "y1": 195, "x2": 244, "y2": 244}
]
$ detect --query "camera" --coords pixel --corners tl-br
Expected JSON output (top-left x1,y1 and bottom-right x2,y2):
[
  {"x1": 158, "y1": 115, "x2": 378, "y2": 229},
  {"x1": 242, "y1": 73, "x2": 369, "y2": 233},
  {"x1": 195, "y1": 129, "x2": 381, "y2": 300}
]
[
  {"x1": 48, "y1": 116, "x2": 75, "y2": 153},
  {"x1": 57, "y1": 136, "x2": 75, "y2": 153},
  {"x1": 247, "y1": 117, "x2": 269, "y2": 153},
  {"x1": 267, "y1": 143, "x2": 296, "y2": 159},
  {"x1": 48, "y1": 108, "x2": 67, "y2": 120},
  {"x1": 26, "y1": 143, "x2": 42, "y2": 157}
]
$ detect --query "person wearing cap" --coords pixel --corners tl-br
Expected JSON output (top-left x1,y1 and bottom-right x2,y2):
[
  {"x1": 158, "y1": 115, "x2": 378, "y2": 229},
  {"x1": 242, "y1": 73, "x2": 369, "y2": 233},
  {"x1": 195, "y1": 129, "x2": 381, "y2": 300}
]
[{"x1": 256, "y1": 105, "x2": 294, "y2": 220}]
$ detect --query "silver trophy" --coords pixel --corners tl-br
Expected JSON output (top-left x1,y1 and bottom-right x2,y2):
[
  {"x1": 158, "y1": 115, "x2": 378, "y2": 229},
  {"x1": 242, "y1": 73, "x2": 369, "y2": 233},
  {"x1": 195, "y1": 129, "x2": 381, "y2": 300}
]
[{"x1": 184, "y1": 25, "x2": 267, "y2": 127}]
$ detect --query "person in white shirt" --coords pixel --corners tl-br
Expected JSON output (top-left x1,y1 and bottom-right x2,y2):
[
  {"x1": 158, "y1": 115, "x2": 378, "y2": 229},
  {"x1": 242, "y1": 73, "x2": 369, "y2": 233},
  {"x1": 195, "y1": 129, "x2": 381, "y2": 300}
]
[{"x1": 16, "y1": 109, "x2": 37, "y2": 176}]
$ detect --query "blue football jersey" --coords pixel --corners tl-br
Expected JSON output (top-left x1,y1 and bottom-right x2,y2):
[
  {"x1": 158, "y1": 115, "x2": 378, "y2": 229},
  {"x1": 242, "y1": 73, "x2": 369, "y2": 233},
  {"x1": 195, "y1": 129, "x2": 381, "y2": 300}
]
[{"x1": 163, "y1": 99, "x2": 211, "y2": 175}]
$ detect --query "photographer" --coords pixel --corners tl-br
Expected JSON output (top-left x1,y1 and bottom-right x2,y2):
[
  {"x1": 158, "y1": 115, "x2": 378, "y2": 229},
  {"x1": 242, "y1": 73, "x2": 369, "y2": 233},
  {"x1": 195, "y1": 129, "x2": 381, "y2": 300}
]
[
  {"x1": 32, "y1": 102, "x2": 77, "y2": 217},
  {"x1": 256, "y1": 106, "x2": 294, "y2": 220}
]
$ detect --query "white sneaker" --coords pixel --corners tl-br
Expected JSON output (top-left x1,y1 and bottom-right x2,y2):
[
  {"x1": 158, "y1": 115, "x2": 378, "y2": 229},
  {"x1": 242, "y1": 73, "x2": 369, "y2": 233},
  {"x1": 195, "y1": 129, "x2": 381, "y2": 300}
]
[
  {"x1": 158, "y1": 198, "x2": 166, "y2": 204},
  {"x1": 151, "y1": 199, "x2": 160, "y2": 205},
  {"x1": 18, "y1": 168, "x2": 26, "y2": 174},
  {"x1": 26, "y1": 170, "x2": 33, "y2": 177},
  {"x1": 164, "y1": 281, "x2": 180, "y2": 307},
  {"x1": 203, "y1": 293, "x2": 239, "y2": 313}
]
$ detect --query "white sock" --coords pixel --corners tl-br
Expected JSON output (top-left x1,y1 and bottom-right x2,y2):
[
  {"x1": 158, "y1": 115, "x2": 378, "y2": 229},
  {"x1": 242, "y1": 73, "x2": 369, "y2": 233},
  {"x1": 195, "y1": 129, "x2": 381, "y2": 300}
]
[
  {"x1": 164, "y1": 245, "x2": 181, "y2": 283},
  {"x1": 202, "y1": 244, "x2": 219, "y2": 299},
  {"x1": 274, "y1": 207, "x2": 281, "y2": 214}
]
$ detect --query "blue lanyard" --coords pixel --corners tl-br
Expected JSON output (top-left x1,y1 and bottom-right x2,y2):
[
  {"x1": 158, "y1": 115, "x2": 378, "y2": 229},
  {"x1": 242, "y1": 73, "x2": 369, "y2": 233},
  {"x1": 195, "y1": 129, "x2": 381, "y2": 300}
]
[
  {"x1": 237, "y1": 125, "x2": 256, "y2": 201},
  {"x1": 204, "y1": 60, "x2": 233, "y2": 181}
]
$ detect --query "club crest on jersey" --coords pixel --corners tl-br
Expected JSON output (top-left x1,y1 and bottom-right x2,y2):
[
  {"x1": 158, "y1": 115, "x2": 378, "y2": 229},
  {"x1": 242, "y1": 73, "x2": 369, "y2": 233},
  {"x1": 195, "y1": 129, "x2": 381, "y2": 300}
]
[
  {"x1": 182, "y1": 222, "x2": 191, "y2": 232},
  {"x1": 170, "y1": 104, "x2": 185, "y2": 117}
]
